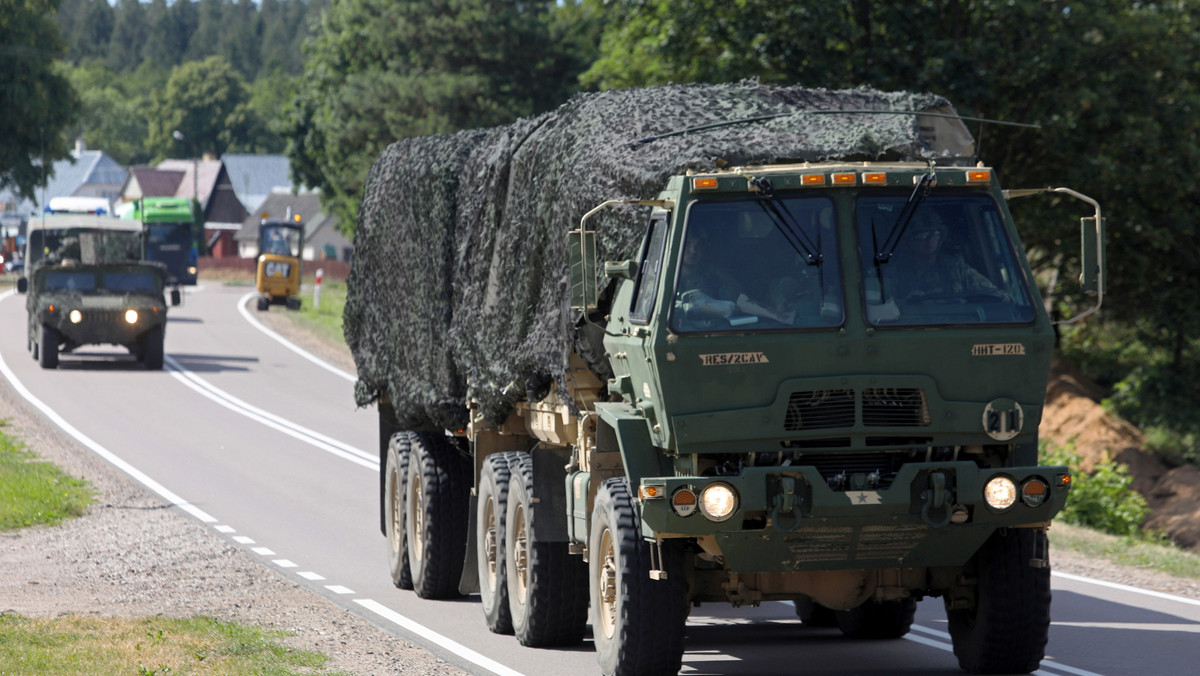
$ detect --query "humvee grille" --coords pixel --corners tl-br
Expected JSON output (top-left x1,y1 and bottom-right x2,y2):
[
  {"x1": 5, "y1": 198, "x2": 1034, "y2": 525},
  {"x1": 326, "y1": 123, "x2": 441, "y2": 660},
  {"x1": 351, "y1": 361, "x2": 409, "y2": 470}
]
[
  {"x1": 862, "y1": 388, "x2": 930, "y2": 427},
  {"x1": 85, "y1": 310, "x2": 124, "y2": 325},
  {"x1": 784, "y1": 389, "x2": 854, "y2": 430},
  {"x1": 784, "y1": 388, "x2": 930, "y2": 431}
]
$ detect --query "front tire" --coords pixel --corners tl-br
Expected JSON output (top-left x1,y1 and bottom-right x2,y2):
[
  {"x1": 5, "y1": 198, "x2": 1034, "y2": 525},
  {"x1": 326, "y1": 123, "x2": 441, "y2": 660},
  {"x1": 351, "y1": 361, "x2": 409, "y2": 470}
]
[
  {"x1": 946, "y1": 528, "x2": 1051, "y2": 674},
  {"x1": 142, "y1": 325, "x2": 164, "y2": 370},
  {"x1": 38, "y1": 324, "x2": 58, "y2": 369},
  {"x1": 405, "y1": 431, "x2": 470, "y2": 599},
  {"x1": 384, "y1": 433, "x2": 413, "y2": 590},
  {"x1": 589, "y1": 477, "x2": 687, "y2": 676},
  {"x1": 505, "y1": 452, "x2": 588, "y2": 646}
]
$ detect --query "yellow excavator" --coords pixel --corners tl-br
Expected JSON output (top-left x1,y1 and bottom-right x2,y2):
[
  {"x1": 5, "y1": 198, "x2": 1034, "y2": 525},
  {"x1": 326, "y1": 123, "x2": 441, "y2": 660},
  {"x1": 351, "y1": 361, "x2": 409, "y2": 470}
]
[{"x1": 255, "y1": 209, "x2": 304, "y2": 311}]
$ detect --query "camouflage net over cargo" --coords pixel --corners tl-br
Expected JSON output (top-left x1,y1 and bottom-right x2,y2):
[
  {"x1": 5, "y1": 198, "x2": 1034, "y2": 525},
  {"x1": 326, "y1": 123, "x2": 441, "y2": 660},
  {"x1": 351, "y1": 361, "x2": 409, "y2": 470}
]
[{"x1": 345, "y1": 82, "x2": 975, "y2": 431}]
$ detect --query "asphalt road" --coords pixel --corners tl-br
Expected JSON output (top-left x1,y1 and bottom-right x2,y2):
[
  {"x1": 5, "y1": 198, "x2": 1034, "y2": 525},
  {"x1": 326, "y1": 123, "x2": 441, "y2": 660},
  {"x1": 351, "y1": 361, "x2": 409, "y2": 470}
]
[{"x1": 2, "y1": 282, "x2": 1198, "y2": 676}]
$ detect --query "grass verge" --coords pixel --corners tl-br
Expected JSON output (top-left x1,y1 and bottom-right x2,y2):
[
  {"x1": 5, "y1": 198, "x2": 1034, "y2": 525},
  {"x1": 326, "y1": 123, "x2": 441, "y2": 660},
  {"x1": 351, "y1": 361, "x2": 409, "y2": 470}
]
[
  {"x1": 0, "y1": 615, "x2": 341, "y2": 675},
  {"x1": 1051, "y1": 521, "x2": 1200, "y2": 580},
  {"x1": 0, "y1": 421, "x2": 92, "y2": 531}
]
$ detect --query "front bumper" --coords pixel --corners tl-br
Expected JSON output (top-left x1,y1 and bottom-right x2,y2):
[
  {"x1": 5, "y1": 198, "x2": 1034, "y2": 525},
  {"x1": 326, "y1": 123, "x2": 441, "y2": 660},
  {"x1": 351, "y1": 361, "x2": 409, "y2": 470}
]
[{"x1": 638, "y1": 461, "x2": 1068, "y2": 572}]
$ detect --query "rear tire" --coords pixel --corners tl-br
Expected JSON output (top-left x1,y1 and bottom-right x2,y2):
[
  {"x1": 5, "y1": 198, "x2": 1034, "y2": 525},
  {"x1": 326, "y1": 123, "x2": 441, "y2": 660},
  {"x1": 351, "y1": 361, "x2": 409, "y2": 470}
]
[
  {"x1": 946, "y1": 528, "x2": 1051, "y2": 674},
  {"x1": 477, "y1": 452, "x2": 515, "y2": 634},
  {"x1": 384, "y1": 433, "x2": 413, "y2": 590},
  {"x1": 256, "y1": 296, "x2": 269, "y2": 311},
  {"x1": 405, "y1": 432, "x2": 470, "y2": 599},
  {"x1": 38, "y1": 324, "x2": 58, "y2": 369},
  {"x1": 589, "y1": 477, "x2": 687, "y2": 676},
  {"x1": 835, "y1": 597, "x2": 917, "y2": 639},
  {"x1": 505, "y1": 452, "x2": 588, "y2": 646},
  {"x1": 142, "y1": 325, "x2": 164, "y2": 370}
]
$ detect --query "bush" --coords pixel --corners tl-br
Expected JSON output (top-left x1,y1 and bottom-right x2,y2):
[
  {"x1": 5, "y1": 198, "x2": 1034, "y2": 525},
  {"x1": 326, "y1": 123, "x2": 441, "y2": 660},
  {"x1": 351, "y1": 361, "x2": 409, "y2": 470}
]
[{"x1": 1041, "y1": 441, "x2": 1149, "y2": 537}]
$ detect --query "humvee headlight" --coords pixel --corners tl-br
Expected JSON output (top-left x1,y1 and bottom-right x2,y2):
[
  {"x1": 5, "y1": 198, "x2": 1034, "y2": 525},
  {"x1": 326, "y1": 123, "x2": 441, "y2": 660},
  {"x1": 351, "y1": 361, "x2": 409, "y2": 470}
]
[
  {"x1": 699, "y1": 483, "x2": 738, "y2": 522},
  {"x1": 125, "y1": 309, "x2": 139, "y2": 324},
  {"x1": 69, "y1": 309, "x2": 82, "y2": 324},
  {"x1": 1021, "y1": 478, "x2": 1049, "y2": 507},
  {"x1": 984, "y1": 476, "x2": 1018, "y2": 511}
]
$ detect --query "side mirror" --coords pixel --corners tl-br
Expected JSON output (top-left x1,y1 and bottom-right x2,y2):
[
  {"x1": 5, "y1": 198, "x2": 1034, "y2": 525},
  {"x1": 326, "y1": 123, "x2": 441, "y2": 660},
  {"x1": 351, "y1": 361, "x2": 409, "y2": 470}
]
[
  {"x1": 604, "y1": 259, "x2": 638, "y2": 280},
  {"x1": 1080, "y1": 215, "x2": 1105, "y2": 297},
  {"x1": 16, "y1": 277, "x2": 27, "y2": 294},
  {"x1": 170, "y1": 288, "x2": 182, "y2": 306},
  {"x1": 568, "y1": 229, "x2": 597, "y2": 312}
]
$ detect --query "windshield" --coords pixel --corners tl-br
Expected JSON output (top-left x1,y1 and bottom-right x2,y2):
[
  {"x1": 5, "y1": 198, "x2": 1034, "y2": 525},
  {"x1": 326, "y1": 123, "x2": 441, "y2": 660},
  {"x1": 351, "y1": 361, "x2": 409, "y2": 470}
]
[
  {"x1": 858, "y1": 194, "x2": 1037, "y2": 326},
  {"x1": 260, "y1": 224, "x2": 301, "y2": 257},
  {"x1": 40, "y1": 269, "x2": 160, "y2": 294},
  {"x1": 670, "y1": 197, "x2": 843, "y2": 332}
]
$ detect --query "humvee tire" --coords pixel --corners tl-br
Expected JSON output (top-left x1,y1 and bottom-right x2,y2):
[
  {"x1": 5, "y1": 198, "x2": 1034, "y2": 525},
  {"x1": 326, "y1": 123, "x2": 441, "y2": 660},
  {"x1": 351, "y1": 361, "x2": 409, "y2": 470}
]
[
  {"x1": 947, "y1": 528, "x2": 1051, "y2": 674},
  {"x1": 477, "y1": 452, "x2": 515, "y2": 634},
  {"x1": 404, "y1": 432, "x2": 470, "y2": 599},
  {"x1": 143, "y1": 325, "x2": 165, "y2": 370},
  {"x1": 384, "y1": 432, "x2": 414, "y2": 590},
  {"x1": 835, "y1": 597, "x2": 917, "y2": 639},
  {"x1": 590, "y1": 477, "x2": 687, "y2": 676},
  {"x1": 505, "y1": 452, "x2": 587, "y2": 646},
  {"x1": 38, "y1": 324, "x2": 59, "y2": 369}
]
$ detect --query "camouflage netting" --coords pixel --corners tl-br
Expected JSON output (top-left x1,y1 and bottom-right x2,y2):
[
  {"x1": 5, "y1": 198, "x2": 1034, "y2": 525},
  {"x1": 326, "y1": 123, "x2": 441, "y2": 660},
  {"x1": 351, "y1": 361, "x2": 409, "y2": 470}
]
[{"x1": 345, "y1": 82, "x2": 975, "y2": 431}]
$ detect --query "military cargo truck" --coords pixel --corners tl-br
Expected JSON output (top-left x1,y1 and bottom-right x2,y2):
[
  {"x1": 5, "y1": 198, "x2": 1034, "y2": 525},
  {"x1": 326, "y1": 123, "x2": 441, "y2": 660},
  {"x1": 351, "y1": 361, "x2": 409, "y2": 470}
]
[{"x1": 345, "y1": 83, "x2": 1102, "y2": 675}]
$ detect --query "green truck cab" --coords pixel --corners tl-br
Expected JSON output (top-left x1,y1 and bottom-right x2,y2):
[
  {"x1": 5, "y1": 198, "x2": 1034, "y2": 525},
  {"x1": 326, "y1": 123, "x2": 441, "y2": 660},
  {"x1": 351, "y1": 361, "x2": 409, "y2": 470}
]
[
  {"x1": 22, "y1": 261, "x2": 169, "y2": 370},
  {"x1": 122, "y1": 196, "x2": 201, "y2": 306}
]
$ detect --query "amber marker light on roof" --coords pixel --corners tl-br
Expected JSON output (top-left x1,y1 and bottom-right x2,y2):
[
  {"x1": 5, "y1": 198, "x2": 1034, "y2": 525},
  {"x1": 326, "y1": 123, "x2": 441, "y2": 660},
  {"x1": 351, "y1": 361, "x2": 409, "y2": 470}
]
[
  {"x1": 967, "y1": 170, "x2": 992, "y2": 183},
  {"x1": 801, "y1": 174, "x2": 826, "y2": 186},
  {"x1": 692, "y1": 177, "x2": 719, "y2": 190},
  {"x1": 863, "y1": 173, "x2": 888, "y2": 185},
  {"x1": 832, "y1": 173, "x2": 857, "y2": 185}
]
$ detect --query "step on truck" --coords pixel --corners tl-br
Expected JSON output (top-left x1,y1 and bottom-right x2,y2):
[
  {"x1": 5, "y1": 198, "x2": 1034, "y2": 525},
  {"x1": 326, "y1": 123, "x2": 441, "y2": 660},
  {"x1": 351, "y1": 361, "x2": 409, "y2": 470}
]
[{"x1": 344, "y1": 83, "x2": 1103, "y2": 675}]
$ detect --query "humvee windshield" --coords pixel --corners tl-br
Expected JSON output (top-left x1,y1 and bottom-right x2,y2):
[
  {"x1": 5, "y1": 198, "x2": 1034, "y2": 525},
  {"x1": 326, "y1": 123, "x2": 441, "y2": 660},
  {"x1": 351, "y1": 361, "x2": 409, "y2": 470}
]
[
  {"x1": 41, "y1": 269, "x2": 161, "y2": 294},
  {"x1": 859, "y1": 194, "x2": 1037, "y2": 326},
  {"x1": 670, "y1": 196, "x2": 843, "y2": 332}
]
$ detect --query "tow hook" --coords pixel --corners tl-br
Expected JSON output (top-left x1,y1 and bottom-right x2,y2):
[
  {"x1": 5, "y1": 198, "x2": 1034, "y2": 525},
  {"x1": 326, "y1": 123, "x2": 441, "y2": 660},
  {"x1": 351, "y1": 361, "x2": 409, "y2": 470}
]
[
  {"x1": 921, "y1": 472, "x2": 953, "y2": 528},
  {"x1": 771, "y1": 477, "x2": 801, "y2": 532}
]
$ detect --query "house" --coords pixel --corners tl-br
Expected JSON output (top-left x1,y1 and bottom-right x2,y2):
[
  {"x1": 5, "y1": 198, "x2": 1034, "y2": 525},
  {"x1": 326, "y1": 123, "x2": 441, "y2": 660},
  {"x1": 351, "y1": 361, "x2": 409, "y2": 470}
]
[
  {"x1": 118, "y1": 158, "x2": 249, "y2": 258},
  {"x1": 233, "y1": 192, "x2": 352, "y2": 264},
  {"x1": 222, "y1": 154, "x2": 292, "y2": 216}
]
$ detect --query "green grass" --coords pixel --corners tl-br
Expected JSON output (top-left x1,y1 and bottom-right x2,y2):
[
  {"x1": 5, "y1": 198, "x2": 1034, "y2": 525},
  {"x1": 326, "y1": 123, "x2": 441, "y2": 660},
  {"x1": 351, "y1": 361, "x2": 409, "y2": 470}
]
[
  {"x1": 1051, "y1": 521, "x2": 1200, "y2": 580},
  {"x1": 0, "y1": 421, "x2": 92, "y2": 531},
  {"x1": 0, "y1": 615, "x2": 345, "y2": 675},
  {"x1": 293, "y1": 278, "x2": 347, "y2": 346}
]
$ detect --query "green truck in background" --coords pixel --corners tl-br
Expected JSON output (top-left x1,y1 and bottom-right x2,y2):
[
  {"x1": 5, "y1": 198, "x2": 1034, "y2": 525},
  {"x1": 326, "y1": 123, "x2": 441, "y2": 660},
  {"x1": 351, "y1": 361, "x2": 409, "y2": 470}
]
[
  {"x1": 122, "y1": 196, "x2": 202, "y2": 305},
  {"x1": 345, "y1": 84, "x2": 1103, "y2": 675}
]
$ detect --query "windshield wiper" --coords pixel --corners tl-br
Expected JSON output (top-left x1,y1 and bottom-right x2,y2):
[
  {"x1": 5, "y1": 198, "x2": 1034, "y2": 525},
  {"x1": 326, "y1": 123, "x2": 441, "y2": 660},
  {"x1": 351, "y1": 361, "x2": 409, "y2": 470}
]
[
  {"x1": 749, "y1": 177, "x2": 822, "y2": 265},
  {"x1": 874, "y1": 171, "x2": 936, "y2": 265}
]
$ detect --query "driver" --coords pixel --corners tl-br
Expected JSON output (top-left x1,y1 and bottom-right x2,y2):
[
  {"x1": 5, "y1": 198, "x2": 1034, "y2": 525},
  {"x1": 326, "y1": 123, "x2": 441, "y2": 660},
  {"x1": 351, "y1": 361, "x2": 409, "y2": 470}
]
[{"x1": 886, "y1": 213, "x2": 1004, "y2": 303}]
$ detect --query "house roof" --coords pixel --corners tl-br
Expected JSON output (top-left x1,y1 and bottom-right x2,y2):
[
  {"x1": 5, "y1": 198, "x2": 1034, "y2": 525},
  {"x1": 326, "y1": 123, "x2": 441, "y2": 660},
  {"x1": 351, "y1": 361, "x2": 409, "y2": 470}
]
[
  {"x1": 235, "y1": 192, "x2": 349, "y2": 252},
  {"x1": 0, "y1": 150, "x2": 127, "y2": 216},
  {"x1": 122, "y1": 167, "x2": 185, "y2": 200},
  {"x1": 157, "y1": 159, "x2": 224, "y2": 205},
  {"x1": 222, "y1": 154, "x2": 292, "y2": 214}
]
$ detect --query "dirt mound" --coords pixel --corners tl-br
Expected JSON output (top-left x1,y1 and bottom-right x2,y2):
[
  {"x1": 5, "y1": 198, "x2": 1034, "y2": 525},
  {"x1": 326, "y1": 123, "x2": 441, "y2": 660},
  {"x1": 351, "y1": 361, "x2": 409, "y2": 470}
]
[{"x1": 1040, "y1": 358, "x2": 1200, "y2": 550}]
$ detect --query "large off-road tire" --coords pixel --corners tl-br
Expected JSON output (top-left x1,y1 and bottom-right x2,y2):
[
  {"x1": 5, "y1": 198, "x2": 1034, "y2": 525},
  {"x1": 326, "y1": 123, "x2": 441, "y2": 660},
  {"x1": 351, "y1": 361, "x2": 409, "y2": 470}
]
[
  {"x1": 794, "y1": 599, "x2": 838, "y2": 628},
  {"x1": 946, "y1": 528, "x2": 1051, "y2": 674},
  {"x1": 589, "y1": 477, "x2": 688, "y2": 676},
  {"x1": 835, "y1": 597, "x2": 917, "y2": 639},
  {"x1": 477, "y1": 452, "x2": 516, "y2": 634},
  {"x1": 405, "y1": 431, "x2": 470, "y2": 599},
  {"x1": 142, "y1": 325, "x2": 165, "y2": 371},
  {"x1": 384, "y1": 432, "x2": 413, "y2": 590},
  {"x1": 505, "y1": 452, "x2": 588, "y2": 646},
  {"x1": 38, "y1": 324, "x2": 59, "y2": 369}
]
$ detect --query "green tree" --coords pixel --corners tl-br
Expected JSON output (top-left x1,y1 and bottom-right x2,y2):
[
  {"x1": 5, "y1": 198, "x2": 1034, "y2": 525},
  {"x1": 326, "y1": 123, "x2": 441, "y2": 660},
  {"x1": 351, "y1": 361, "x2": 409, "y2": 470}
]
[
  {"x1": 106, "y1": 0, "x2": 148, "y2": 74},
  {"x1": 148, "y1": 56, "x2": 266, "y2": 159},
  {"x1": 284, "y1": 0, "x2": 592, "y2": 232},
  {"x1": 64, "y1": 61, "x2": 153, "y2": 166},
  {"x1": 0, "y1": 0, "x2": 81, "y2": 203}
]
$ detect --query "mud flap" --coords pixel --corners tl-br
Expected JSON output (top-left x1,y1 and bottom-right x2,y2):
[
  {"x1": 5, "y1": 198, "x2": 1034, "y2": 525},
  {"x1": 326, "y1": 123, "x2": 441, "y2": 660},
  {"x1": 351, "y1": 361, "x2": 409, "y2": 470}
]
[{"x1": 458, "y1": 492, "x2": 480, "y2": 594}]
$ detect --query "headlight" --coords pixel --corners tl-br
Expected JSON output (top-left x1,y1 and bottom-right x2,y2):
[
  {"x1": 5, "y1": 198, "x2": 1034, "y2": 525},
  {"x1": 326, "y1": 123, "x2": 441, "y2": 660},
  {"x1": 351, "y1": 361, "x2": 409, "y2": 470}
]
[
  {"x1": 69, "y1": 310, "x2": 82, "y2": 324},
  {"x1": 984, "y1": 476, "x2": 1018, "y2": 511},
  {"x1": 699, "y1": 482, "x2": 738, "y2": 522},
  {"x1": 125, "y1": 309, "x2": 139, "y2": 324}
]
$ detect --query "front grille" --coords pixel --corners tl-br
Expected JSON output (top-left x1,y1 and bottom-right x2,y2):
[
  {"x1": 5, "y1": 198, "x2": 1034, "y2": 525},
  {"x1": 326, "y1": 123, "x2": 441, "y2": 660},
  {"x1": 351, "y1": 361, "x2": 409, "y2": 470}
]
[
  {"x1": 85, "y1": 310, "x2": 124, "y2": 325},
  {"x1": 799, "y1": 451, "x2": 907, "y2": 490},
  {"x1": 862, "y1": 388, "x2": 931, "y2": 427},
  {"x1": 784, "y1": 389, "x2": 855, "y2": 430}
]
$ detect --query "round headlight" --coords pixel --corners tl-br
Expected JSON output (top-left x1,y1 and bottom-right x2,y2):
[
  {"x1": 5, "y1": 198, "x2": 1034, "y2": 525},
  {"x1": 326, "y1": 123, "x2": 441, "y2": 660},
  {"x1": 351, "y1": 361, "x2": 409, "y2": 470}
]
[
  {"x1": 984, "y1": 476, "x2": 1018, "y2": 511},
  {"x1": 69, "y1": 309, "x2": 82, "y2": 324},
  {"x1": 699, "y1": 483, "x2": 738, "y2": 522},
  {"x1": 124, "y1": 309, "x2": 139, "y2": 324}
]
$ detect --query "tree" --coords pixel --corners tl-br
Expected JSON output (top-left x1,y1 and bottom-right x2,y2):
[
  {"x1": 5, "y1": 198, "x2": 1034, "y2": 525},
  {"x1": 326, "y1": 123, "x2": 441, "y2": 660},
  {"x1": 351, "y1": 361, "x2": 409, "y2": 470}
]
[
  {"x1": 65, "y1": 61, "x2": 153, "y2": 166},
  {"x1": 106, "y1": 0, "x2": 149, "y2": 74},
  {"x1": 0, "y1": 0, "x2": 81, "y2": 203},
  {"x1": 148, "y1": 56, "x2": 266, "y2": 159},
  {"x1": 284, "y1": 0, "x2": 593, "y2": 233}
]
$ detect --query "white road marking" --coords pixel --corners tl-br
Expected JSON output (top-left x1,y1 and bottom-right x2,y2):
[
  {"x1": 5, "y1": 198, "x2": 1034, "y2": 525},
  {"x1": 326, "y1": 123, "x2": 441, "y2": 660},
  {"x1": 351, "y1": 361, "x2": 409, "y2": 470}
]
[
  {"x1": 1053, "y1": 570, "x2": 1200, "y2": 608},
  {"x1": 297, "y1": 571, "x2": 325, "y2": 581},
  {"x1": 325, "y1": 585, "x2": 355, "y2": 595},
  {"x1": 273, "y1": 559, "x2": 299, "y2": 569},
  {"x1": 233, "y1": 536, "x2": 255, "y2": 544},
  {"x1": 355, "y1": 599, "x2": 526, "y2": 676},
  {"x1": 236, "y1": 291, "x2": 357, "y2": 383},
  {"x1": 251, "y1": 547, "x2": 276, "y2": 556},
  {"x1": 215, "y1": 525, "x2": 236, "y2": 533}
]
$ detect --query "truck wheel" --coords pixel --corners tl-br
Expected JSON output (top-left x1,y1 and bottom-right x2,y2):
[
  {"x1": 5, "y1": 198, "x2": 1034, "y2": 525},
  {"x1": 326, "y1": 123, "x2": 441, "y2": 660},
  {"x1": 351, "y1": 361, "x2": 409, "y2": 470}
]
[
  {"x1": 946, "y1": 528, "x2": 1051, "y2": 674},
  {"x1": 477, "y1": 452, "x2": 515, "y2": 634},
  {"x1": 38, "y1": 324, "x2": 59, "y2": 369},
  {"x1": 143, "y1": 326, "x2": 165, "y2": 371},
  {"x1": 835, "y1": 597, "x2": 917, "y2": 639},
  {"x1": 505, "y1": 452, "x2": 588, "y2": 646},
  {"x1": 405, "y1": 431, "x2": 470, "y2": 599},
  {"x1": 589, "y1": 477, "x2": 687, "y2": 676},
  {"x1": 794, "y1": 599, "x2": 838, "y2": 628},
  {"x1": 384, "y1": 433, "x2": 413, "y2": 590}
]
